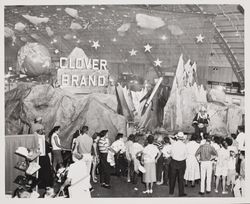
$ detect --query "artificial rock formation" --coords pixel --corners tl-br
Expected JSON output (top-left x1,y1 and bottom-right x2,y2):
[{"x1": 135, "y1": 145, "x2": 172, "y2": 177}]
[
  {"x1": 163, "y1": 55, "x2": 243, "y2": 136},
  {"x1": 5, "y1": 84, "x2": 126, "y2": 146}
]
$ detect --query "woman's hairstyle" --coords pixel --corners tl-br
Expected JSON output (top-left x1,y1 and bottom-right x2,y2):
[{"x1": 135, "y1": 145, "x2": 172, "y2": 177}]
[
  {"x1": 238, "y1": 125, "x2": 245, "y2": 133},
  {"x1": 231, "y1": 133, "x2": 237, "y2": 139},
  {"x1": 128, "y1": 134, "x2": 135, "y2": 142},
  {"x1": 91, "y1": 132, "x2": 98, "y2": 140},
  {"x1": 240, "y1": 150, "x2": 245, "y2": 157},
  {"x1": 48, "y1": 126, "x2": 60, "y2": 142},
  {"x1": 147, "y1": 135, "x2": 154, "y2": 144},
  {"x1": 115, "y1": 133, "x2": 123, "y2": 141},
  {"x1": 221, "y1": 139, "x2": 228, "y2": 149},
  {"x1": 225, "y1": 137, "x2": 233, "y2": 146},
  {"x1": 163, "y1": 136, "x2": 170, "y2": 144},
  {"x1": 81, "y1": 125, "x2": 89, "y2": 134},
  {"x1": 72, "y1": 130, "x2": 80, "y2": 139}
]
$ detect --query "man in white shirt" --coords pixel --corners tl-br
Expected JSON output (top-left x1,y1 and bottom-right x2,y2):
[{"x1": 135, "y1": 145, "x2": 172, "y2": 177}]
[
  {"x1": 236, "y1": 126, "x2": 245, "y2": 151},
  {"x1": 236, "y1": 126, "x2": 245, "y2": 175},
  {"x1": 60, "y1": 154, "x2": 91, "y2": 198},
  {"x1": 75, "y1": 125, "x2": 93, "y2": 189},
  {"x1": 169, "y1": 132, "x2": 187, "y2": 197}
]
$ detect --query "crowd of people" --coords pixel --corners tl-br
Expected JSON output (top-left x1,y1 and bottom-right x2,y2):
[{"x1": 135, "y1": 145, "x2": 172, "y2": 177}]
[{"x1": 13, "y1": 109, "x2": 245, "y2": 198}]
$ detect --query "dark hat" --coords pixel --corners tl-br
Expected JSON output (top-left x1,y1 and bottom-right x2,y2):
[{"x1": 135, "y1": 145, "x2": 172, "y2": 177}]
[{"x1": 98, "y1": 130, "x2": 108, "y2": 137}]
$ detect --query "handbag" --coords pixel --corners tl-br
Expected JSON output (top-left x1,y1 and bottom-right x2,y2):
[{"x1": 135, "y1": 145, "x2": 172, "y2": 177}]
[
  {"x1": 26, "y1": 162, "x2": 41, "y2": 175},
  {"x1": 15, "y1": 161, "x2": 28, "y2": 171}
]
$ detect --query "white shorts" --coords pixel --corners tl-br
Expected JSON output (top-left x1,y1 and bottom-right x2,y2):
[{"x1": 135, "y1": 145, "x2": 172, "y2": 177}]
[{"x1": 215, "y1": 166, "x2": 228, "y2": 177}]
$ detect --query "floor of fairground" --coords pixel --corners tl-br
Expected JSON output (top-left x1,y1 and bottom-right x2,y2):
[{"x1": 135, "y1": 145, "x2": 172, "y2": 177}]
[{"x1": 90, "y1": 174, "x2": 234, "y2": 198}]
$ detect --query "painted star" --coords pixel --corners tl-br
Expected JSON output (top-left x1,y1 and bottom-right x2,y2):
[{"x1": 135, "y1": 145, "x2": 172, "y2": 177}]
[
  {"x1": 161, "y1": 35, "x2": 167, "y2": 41},
  {"x1": 144, "y1": 43, "x2": 152, "y2": 52},
  {"x1": 129, "y1": 49, "x2": 138, "y2": 56},
  {"x1": 154, "y1": 58, "x2": 162, "y2": 67},
  {"x1": 196, "y1": 34, "x2": 205, "y2": 43},
  {"x1": 92, "y1": 40, "x2": 100, "y2": 50}
]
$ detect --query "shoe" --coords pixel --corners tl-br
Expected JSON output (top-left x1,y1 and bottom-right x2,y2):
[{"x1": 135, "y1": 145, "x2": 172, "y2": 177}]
[
  {"x1": 222, "y1": 191, "x2": 228, "y2": 195},
  {"x1": 185, "y1": 183, "x2": 188, "y2": 187},
  {"x1": 215, "y1": 189, "x2": 218, "y2": 193},
  {"x1": 127, "y1": 179, "x2": 131, "y2": 183},
  {"x1": 180, "y1": 193, "x2": 187, "y2": 197},
  {"x1": 142, "y1": 190, "x2": 149, "y2": 194},
  {"x1": 156, "y1": 181, "x2": 162, "y2": 185},
  {"x1": 149, "y1": 189, "x2": 153, "y2": 194},
  {"x1": 191, "y1": 184, "x2": 195, "y2": 188},
  {"x1": 101, "y1": 183, "x2": 111, "y2": 189},
  {"x1": 199, "y1": 192, "x2": 205, "y2": 195},
  {"x1": 206, "y1": 191, "x2": 211, "y2": 194},
  {"x1": 134, "y1": 187, "x2": 138, "y2": 191}
]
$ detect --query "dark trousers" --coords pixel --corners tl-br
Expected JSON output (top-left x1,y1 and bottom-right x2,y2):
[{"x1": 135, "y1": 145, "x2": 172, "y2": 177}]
[
  {"x1": 169, "y1": 159, "x2": 186, "y2": 196},
  {"x1": 115, "y1": 153, "x2": 127, "y2": 177},
  {"x1": 130, "y1": 160, "x2": 139, "y2": 184},
  {"x1": 99, "y1": 153, "x2": 111, "y2": 185},
  {"x1": 156, "y1": 154, "x2": 164, "y2": 182},
  {"x1": 163, "y1": 157, "x2": 171, "y2": 184},
  {"x1": 194, "y1": 126, "x2": 207, "y2": 136}
]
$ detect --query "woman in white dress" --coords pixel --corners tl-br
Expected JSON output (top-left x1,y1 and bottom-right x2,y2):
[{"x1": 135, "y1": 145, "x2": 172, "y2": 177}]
[{"x1": 184, "y1": 134, "x2": 200, "y2": 187}]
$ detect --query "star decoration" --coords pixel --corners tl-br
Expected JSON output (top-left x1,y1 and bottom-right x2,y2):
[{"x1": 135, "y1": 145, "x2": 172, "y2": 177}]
[
  {"x1": 196, "y1": 34, "x2": 205, "y2": 43},
  {"x1": 161, "y1": 35, "x2": 167, "y2": 41},
  {"x1": 144, "y1": 43, "x2": 152, "y2": 52},
  {"x1": 154, "y1": 58, "x2": 162, "y2": 67},
  {"x1": 129, "y1": 49, "x2": 138, "y2": 56},
  {"x1": 92, "y1": 40, "x2": 100, "y2": 50}
]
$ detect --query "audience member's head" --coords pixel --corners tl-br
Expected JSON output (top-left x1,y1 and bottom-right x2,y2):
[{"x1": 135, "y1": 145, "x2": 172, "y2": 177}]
[
  {"x1": 98, "y1": 130, "x2": 108, "y2": 138},
  {"x1": 81, "y1": 125, "x2": 89, "y2": 134},
  {"x1": 238, "y1": 125, "x2": 245, "y2": 133},
  {"x1": 72, "y1": 130, "x2": 80, "y2": 139},
  {"x1": 92, "y1": 132, "x2": 99, "y2": 140},
  {"x1": 240, "y1": 150, "x2": 245, "y2": 159},
  {"x1": 231, "y1": 133, "x2": 237, "y2": 140},
  {"x1": 115, "y1": 133, "x2": 123, "y2": 141},
  {"x1": 225, "y1": 137, "x2": 233, "y2": 146},
  {"x1": 147, "y1": 135, "x2": 154, "y2": 144},
  {"x1": 163, "y1": 136, "x2": 170, "y2": 144},
  {"x1": 128, "y1": 134, "x2": 135, "y2": 142},
  {"x1": 221, "y1": 139, "x2": 228, "y2": 149}
]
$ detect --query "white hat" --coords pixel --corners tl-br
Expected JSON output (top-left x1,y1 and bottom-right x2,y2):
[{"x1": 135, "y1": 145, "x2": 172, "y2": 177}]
[{"x1": 177, "y1": 132, "x2": 186, "y2": 140}]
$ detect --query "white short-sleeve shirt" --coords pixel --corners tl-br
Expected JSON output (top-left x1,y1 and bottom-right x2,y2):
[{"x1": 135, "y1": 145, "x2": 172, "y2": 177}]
[{"x1": 143, "y1": 144, "x2": 159, "y2": 163}]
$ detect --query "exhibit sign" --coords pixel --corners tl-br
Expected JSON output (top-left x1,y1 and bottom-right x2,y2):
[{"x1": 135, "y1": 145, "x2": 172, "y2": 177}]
[{"x1": 57, "y1": 57, "x2": 109, "y2": 94}]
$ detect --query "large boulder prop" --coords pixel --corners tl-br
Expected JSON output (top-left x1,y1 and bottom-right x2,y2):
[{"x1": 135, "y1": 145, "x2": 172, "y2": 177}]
[
  {"x1": 163, "y1": 55, "x2": 243, "y2": 136},
  {"x1": 17, "y1": 42, "x2": 53, "y2": 76},
  {"x1": 5, "y1": 84, "x2": 126, "y2": 147}
]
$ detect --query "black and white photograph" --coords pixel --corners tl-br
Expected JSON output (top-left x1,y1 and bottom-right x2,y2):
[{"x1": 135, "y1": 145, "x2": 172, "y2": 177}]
[{"x1": 3, "y1": 1, "x2": 247, "y2": 200}]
